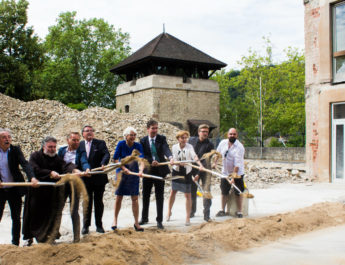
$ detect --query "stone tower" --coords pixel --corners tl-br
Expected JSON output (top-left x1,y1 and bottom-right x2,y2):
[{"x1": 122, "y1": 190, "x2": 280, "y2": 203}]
[{"x1": 110, "y1": 33, "x2": 226, "y2": 136}]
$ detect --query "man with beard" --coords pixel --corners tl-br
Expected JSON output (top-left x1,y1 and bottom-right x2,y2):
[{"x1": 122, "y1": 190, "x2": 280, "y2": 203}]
[
  {"x1": 79, "y1": 125, "x2": 110, "y2": 234},
  {"x1": 188, "y1": 124, "x2": 214, "y2": 221},
  {"x1": 214, "y1": 128, "x2": 245, "y2": 218},
  {"x1": 22, "y1": 136, "x2": 83, "y2": 245},
  {"x1": 58, "y1": 132, "x2": 90, "y2": 242},
  {"x1": 0, "y1": 128, "x2": 35, "y2": 246}
]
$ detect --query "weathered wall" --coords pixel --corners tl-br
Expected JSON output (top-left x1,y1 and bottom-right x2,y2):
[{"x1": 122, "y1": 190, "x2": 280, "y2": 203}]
[
  {"x1": 245, "y1": 147, "x2": 305, "y2": 161},
  {"x1": 152, "y1": 88, "x2": 219, "y2": 131},
  {"x1": 116, "y1": 74, "x2": 220, "y2": 133},
  {"x1": 304, "y1": 0, "x2": 345, "y2": 181},
  {"x1": 116, "y1": 89, "x2": 155, "y2": 115}
]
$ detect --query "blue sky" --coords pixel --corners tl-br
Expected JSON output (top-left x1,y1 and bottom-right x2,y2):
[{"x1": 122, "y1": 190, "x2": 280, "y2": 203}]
[{"x1": 27, "y1": 0, "x2": 305, "y2": 70}]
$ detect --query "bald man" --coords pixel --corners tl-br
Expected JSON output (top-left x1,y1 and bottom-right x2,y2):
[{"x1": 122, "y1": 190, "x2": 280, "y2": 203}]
[{"x1": 214, "y1": 128, "x2": 245, "y2": 218}]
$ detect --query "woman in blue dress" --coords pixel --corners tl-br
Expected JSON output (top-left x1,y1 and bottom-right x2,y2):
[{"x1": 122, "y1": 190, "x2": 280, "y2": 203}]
[{"x1": 111, "y1": 127, "x2": 145, "y2": 231}]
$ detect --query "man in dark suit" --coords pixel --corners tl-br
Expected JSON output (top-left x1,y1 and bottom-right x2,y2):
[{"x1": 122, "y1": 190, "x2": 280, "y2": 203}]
[
  {"x1": 79, "y1": 125, "x2": 110, "y2": 234},
  {"x1": 57, "y1": 131, "x2": 90, "y2": 242},
  {"x1": 189, "y1": 124, "x2": 214, "y2": 221},
  {"x1": 0, "y1": 128, "x2": 35, "y2": 246},
  {"x1": 139, "y1": 119, "x2": 172, "y2": 229}
]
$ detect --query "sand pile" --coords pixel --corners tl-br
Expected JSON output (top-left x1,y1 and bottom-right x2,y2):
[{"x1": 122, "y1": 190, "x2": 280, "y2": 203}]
[{"x1": 0, "y1": 202, "x2": 344, "y2": 265}]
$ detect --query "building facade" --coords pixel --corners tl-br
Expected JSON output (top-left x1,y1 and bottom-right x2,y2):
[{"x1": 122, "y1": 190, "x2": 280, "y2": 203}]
[
  {"x1": 111, "y1": 33, "x2": 226, "y2": 136},
  {"x1": 115, "y1": 75, "x2": 220, "y2": 132},
  {"x1": 304, "y1": 0, "x2": 345, "y2": 181}
]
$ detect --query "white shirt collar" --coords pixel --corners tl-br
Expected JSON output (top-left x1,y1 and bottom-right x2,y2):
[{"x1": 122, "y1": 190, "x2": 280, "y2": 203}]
[{"x1": 148, "y1": 136, "x2": 157, "y2": 142}]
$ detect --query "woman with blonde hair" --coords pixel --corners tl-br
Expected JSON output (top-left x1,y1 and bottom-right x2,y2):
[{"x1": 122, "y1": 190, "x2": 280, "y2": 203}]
[
  {"x1": 166, "y1": 130, "x2": 204, "y2": 226},
  {"x1": 111, "y1": 127, "x2": 145, "y2": 231}
]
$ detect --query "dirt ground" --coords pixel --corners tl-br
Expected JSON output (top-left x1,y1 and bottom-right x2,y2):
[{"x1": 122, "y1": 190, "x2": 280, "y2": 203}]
[{"x1": 1, "y1": 202, "x2": 344, "y2": 265}]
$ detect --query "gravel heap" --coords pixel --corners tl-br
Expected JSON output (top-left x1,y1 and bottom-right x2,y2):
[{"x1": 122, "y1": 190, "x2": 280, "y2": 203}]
[
  {"x1": 0, "y1": 93, "x2": 179, "y2": 157},
  {"x1": 0, "y1": 93, "x2": 182, "y2": 207},
  {"x1": 244, "y1": 159, "x2": 309, "y2": 189}
]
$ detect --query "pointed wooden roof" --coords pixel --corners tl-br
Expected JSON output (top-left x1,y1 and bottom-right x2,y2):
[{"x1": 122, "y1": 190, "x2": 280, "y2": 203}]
[{"x1": 110, "y1": 33, "x2": 227, "y2": 74}]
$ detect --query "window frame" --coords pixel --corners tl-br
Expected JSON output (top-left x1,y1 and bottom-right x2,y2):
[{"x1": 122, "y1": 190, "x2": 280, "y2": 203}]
[{"x1": 331, "y1": 1, "x2": 345, "y2": 84}]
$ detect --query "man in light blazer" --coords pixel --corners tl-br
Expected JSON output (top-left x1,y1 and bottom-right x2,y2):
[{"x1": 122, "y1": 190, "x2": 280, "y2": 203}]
[
  {"x1": 79, "y1": 125, "x2": 110, "y2": 234},
  {"x1": 139, "y1": 119, "x2": 173, "y2": 229},
  {"x1": 57, "y1": 131, "x2": 89, "y2": 242}
]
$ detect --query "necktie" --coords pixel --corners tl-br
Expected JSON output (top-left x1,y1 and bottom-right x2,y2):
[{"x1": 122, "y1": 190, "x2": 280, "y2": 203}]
[
  {"x1": 86, "y1": 142, "x2": 91, "y2": 158},
  {"x1": 151, "y1": 139, "x2": 159, "y2": 162}
]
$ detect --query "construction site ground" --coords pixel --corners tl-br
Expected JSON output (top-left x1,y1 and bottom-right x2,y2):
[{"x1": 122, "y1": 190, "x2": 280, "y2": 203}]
[{"x1": 1, "y1": 181, "x2": 345, "y2": 264}]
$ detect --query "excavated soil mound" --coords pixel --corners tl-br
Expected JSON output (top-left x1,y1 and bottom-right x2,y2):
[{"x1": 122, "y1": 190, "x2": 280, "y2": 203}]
[{"x1": 1, "y1": 202, "x2": 344, "y2": 265}]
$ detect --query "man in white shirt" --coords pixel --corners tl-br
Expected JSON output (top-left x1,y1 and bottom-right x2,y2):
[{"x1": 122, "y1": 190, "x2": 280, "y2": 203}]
[
  {"x1": 214, "y1": 128, "x2": 245, "y2": 218},
  {"x1": 57, "y1": 132, "x2": 89, "y2": 242}
]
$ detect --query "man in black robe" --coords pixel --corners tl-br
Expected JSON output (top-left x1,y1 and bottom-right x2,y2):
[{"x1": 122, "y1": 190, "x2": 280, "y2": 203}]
[{"x1": 22, "y1": 136, "x2": 83, "y2": 245}]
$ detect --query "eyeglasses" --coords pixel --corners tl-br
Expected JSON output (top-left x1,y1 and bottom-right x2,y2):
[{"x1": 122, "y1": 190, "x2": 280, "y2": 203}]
[
  {"x1": 200, "y1": 131, "x2": 209, "y2": 133},
  {"x1": 129, "y1": 134, "x2": 137, "y2": 137},
  {"x1": 83, "y1": 129, "x2": 94, "y2": 132}
]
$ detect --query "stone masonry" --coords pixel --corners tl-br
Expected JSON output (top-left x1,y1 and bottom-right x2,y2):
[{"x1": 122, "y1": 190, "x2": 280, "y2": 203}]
[{"x1": 116, "y1": 74, "x2": 220, "y2": 135}]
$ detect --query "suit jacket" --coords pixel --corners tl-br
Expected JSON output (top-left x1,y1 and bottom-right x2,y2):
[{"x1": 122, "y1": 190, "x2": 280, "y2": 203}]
[
  {"x1": 3, "y1": 145, "x2": 35, "y2": 196},
  {"x1": 140, "y1": 134, "x2": 172, "y2": 178},
  {"x1": 57, "y1": 146, "x2": 90, "y2": 171},
  {"x1": 79, "y1": 138, "x2": 110, "y2": 186}
]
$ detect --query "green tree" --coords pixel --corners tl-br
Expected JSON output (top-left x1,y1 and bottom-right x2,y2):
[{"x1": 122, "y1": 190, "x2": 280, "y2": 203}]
[
  {"x1": 0, "y1": 0, "x2": 44, "y2": 100},
  {"x1": 215, "y1": 39, "x2": 305, "y2": 147},
  {"x1": 33, "y1": 11, "x2": 130, "y2": 108}
]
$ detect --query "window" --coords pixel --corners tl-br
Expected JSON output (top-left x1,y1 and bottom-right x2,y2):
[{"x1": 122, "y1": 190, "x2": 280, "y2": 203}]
[
  {"x1": 332, "y1": 103, "x2": 345, "y2": 181},
  {"x1": 332, "y1": 2, "x2": 345, "y2": 83},
  {"x1": 125, "y1": 105, "x2": 129, "y2": 113}
]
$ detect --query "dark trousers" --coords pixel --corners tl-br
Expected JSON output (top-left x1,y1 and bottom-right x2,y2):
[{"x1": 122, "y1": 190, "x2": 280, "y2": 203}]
[
  {"x1": 0, "y1": 188, "x2": 22, "y2": 245},
  {"x1": 83, "y1": 183, "x2": 105, "y2": 228},
  {"x1": 141, "y1": 177, "x2": 164, "y2": 223},
  {"x1": 191, "y1": 175, "x2": 212, "y2": 219}
]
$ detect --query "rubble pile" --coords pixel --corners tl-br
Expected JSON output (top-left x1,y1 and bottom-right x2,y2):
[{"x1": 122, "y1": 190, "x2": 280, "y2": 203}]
[
  {"x1": 244, "y1": 160, "x2": 309, "y2": 189},
  {"x1": 0, "y1": 93, "x2": 183, "y2": 206},
  {"x1": 0, "y1": 93, "x2": 179, "y2": 157}
]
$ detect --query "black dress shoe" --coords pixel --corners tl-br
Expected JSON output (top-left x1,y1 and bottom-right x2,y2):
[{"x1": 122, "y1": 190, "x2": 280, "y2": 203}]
[
  {"x1": 157, "y1": 222, "x2": 164, "y2": 229},
  {"x1": 134, "y1": 224, "x2": 144, "y2": 232},
  {"x1": 96, "y1": 226, "x2": 105, "y2": 233},
  {"x1": 139, "y1": 220, "x2": 148, "y2": 225},
  {"x1": 204, "y1": 216, "x2": 211, "y2": 222},
  {"x1": 81, "y1": 227, "x2": 89, "y2": 235}
]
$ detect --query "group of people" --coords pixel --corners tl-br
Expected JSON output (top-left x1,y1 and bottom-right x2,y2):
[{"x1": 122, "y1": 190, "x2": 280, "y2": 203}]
[{"x1": 0, "y1": 120, "x2": 246, "y2": 246}]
